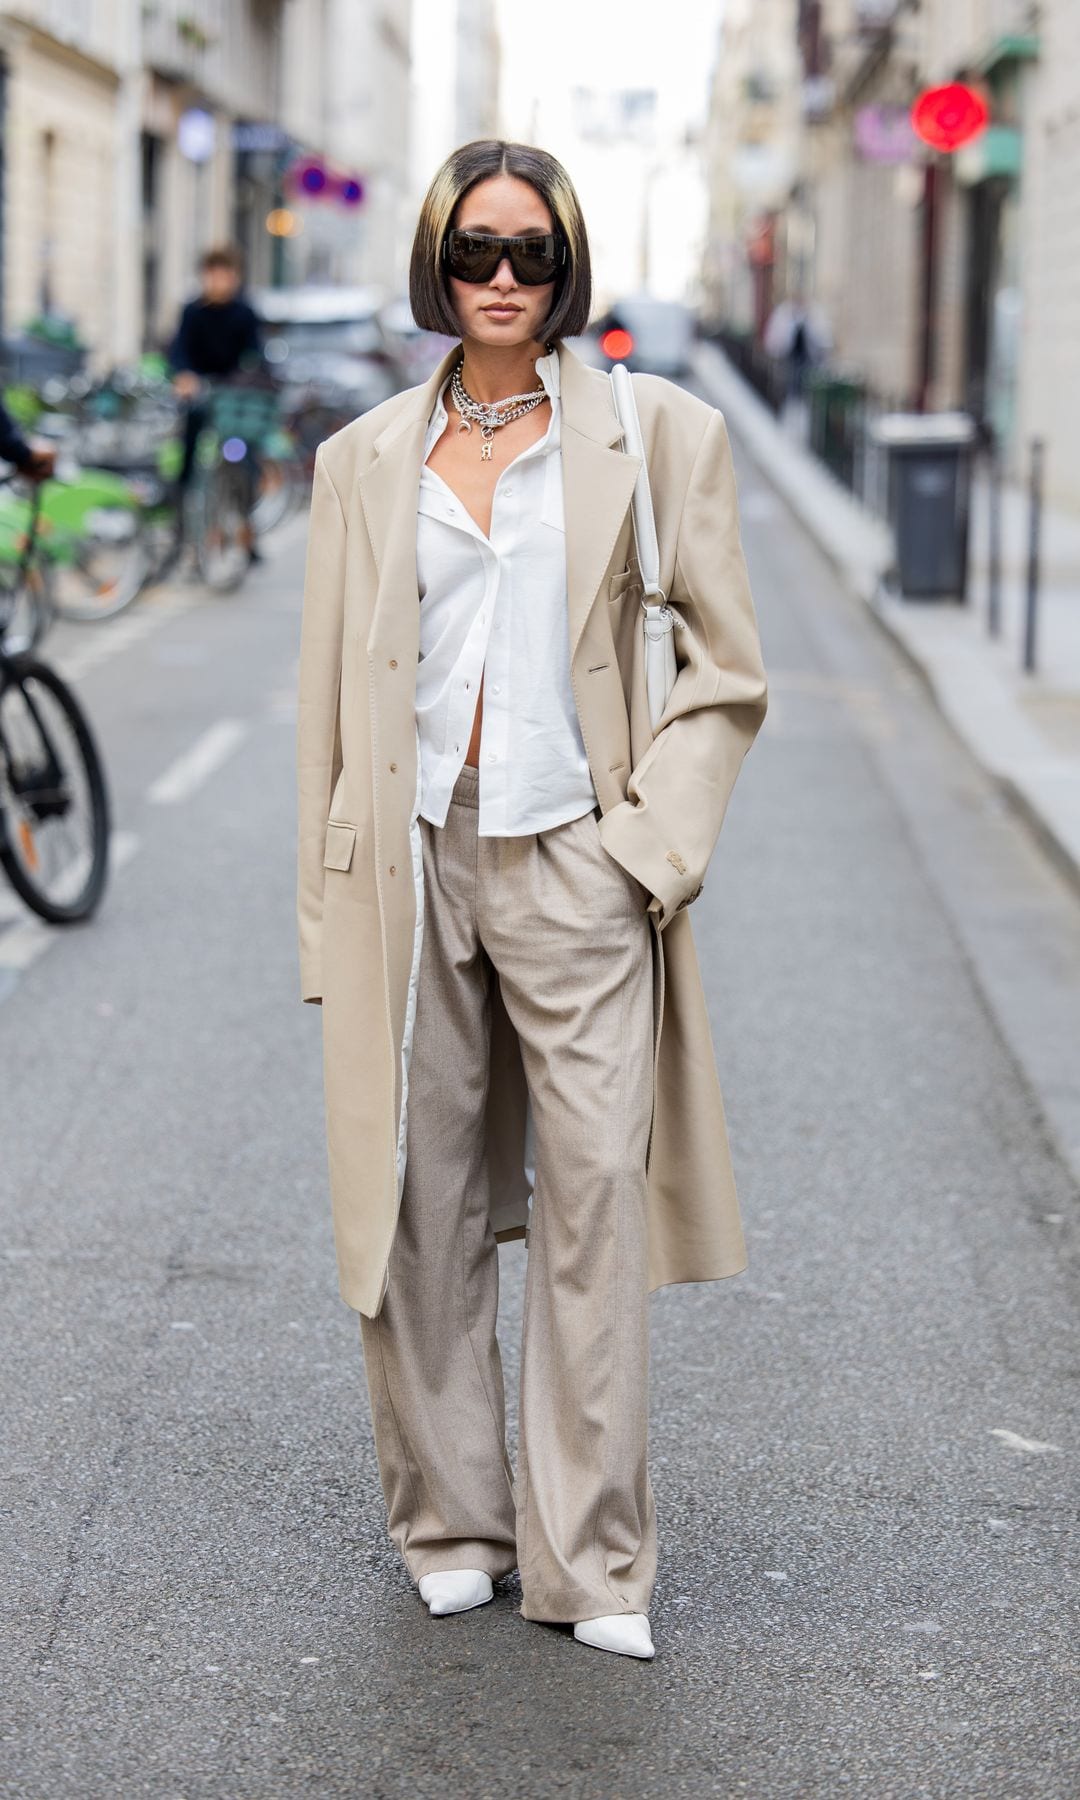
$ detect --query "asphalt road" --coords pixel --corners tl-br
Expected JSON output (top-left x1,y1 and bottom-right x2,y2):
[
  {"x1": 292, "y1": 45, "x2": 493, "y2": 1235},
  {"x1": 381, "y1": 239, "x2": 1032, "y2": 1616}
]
[{"x1": 2, "y1": 398, "x2": 1078, "y2": 1799}]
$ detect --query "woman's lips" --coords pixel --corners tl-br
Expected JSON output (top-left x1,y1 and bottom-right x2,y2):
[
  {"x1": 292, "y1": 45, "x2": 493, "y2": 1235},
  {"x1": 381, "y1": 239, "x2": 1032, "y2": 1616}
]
[{"x1": 482, "y1": 305, "x2": 521, "y2": 317}]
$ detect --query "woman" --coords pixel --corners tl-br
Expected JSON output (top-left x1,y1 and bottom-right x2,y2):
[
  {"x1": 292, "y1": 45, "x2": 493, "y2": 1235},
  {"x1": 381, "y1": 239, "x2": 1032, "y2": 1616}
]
[{"x1": 296, "y1": 141, "x2": 768, "y2": 1659}]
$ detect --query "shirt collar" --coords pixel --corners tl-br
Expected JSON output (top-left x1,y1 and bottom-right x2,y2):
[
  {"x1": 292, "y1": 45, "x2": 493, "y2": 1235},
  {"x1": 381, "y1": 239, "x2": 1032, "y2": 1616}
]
[{"x1": 425, "y1": 345, "x2": 560, "y2": 456}]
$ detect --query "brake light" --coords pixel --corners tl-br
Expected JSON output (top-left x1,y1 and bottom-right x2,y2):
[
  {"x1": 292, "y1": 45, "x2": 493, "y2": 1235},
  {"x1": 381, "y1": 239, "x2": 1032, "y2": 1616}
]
[{"x1": 600, "y1": 327, "x2": 634, "y2": 361}]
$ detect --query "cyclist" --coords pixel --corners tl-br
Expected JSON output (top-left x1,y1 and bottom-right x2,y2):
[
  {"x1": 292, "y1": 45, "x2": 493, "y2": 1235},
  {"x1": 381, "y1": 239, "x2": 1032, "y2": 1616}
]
[{"x1": 167, "y1": 244, "x2": 263, "y2": 561}]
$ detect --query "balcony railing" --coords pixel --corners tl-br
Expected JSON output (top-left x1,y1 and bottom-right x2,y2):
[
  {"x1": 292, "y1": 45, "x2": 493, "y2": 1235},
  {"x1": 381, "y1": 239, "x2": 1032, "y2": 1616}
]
[{"x1": 139, "y1": 0, "x2": 284, "y2": 114}]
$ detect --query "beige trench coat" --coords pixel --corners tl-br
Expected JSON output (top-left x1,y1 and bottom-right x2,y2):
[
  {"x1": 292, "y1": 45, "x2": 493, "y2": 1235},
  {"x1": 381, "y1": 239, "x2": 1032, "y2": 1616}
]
[{"x1": 296, "y1": 337, "x2": 768, "y2": 1318}]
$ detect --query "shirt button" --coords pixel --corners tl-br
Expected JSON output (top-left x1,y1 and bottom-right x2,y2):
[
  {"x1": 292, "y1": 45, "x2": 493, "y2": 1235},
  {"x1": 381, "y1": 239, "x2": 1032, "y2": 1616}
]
[
  {"x1": 447, "y1": 504, "x2": 456, "y2": 514},
  {"x1": 503, "y1": 484, "x2": 513, "y2": 495},
  {"x1": 389, "y1": 658, "x2": 398, "y2": 669},
  {"x1": 487, "y1": 751, "x2": 497, "y2": 763},
  {"x1": 491, "y1": 685, "x2": 501, "y2": 695}
]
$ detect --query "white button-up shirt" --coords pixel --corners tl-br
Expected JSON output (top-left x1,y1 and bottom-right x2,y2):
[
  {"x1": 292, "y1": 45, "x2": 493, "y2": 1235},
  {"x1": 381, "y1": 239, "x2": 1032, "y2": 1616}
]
[{"x1": 414, "y1": 346, "x2": 598, "y2": 836}]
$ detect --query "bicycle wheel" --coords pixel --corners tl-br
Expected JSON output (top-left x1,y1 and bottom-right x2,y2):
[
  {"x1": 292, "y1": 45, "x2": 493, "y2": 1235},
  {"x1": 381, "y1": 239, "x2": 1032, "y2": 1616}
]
[
  {"x1": 0, "y1": 552, "x2": 55, "y2": 655},
  {"x1": 251, "y1": 455, "x2": 297, "y2": 536},
  {"x1": 50, "y1": 511, "x2": 151, "y2": 622},
  {"x1": 291, "y1": 400, "x2": 352, "y2": 459},
  {"x1": 0, "y1": 653, "x2": 110, "y2": 922},
  {"x1": 194, "y1": 461, "x2": 253, "y2": 593}
]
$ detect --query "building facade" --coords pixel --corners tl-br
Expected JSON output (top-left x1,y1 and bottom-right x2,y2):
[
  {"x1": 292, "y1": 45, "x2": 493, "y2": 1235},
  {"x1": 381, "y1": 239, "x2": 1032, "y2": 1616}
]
[
  {"x1": 702, "y1": 0, "x2": 802, "y2": 338},
  {"x1": 0, "y1": 1, "x2": 134, "y2": 364},
  {"x1": 0, "y1": 0, "x2": 417, "y2": 363},
  {"x1": 409, "y1": 0, "x2": 499, "y2": 217},
  {"x1": 703, "y1": 0, "x2": 1080, "y2": 508},
  {"x1": 285, "y1": 0, "x2": 413, "y2": 294}
]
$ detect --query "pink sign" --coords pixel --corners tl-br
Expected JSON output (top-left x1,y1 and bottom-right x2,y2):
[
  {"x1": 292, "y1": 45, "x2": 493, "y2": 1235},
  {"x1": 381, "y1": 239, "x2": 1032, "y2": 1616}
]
[{"x1": 854, "y1": 105, "x2": 918, "y2": 164}]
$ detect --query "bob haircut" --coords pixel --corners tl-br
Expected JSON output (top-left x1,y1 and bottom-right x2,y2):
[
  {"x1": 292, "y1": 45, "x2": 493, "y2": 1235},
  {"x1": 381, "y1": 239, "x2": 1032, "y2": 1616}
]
[{"x1": 409, "y1": 140, "x2": 592, "y2": 342}]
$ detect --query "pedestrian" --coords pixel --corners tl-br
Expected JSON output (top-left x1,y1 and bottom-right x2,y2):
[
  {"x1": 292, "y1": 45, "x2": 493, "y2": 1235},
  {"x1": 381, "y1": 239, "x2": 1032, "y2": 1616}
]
[
  {"x1": 167, "y1": 244, "x2": 263, "y2": 558},
  {"x1": 295, "y1": 140, "x2": 768, "y2": 1660},
  {"x1": 763, "y1": 291, "x2": 832, "y2": 426}
]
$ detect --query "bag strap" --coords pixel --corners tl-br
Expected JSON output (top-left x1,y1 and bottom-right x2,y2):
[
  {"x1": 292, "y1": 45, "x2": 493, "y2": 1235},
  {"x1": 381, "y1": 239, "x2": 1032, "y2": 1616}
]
[{"x1": 609, "y1": 361, "x2": 664, "y2": 600}]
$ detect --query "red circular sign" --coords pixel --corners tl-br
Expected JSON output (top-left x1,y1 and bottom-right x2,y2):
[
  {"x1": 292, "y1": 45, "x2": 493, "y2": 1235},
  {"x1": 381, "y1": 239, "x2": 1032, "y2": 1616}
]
[
  {"x1": 911, "y1": 83, "x2": 990, "y2": 153},
  {"x1": 600, "y1": 328, "x2": 634, "y2": 361}
]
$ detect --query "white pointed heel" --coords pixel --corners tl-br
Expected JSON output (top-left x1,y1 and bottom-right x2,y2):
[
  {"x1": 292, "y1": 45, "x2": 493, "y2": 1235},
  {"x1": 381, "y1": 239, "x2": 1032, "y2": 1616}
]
[
  {"x1": 573, "y1": 1613, "x2": 655, "y2": 1659},
  {"x1": 418, "y1": 1569, "x2": 494, "y2": 1617}
]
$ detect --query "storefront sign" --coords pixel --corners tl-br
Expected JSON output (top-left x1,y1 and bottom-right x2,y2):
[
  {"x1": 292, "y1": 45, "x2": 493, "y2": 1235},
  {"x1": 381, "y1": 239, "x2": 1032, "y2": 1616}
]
[
  {"x1": 233, "y1": 123, "x2": 294, "y2": 154},
  {"x1": 854, "y1": 105, "x2": 917, "y2": 164}
]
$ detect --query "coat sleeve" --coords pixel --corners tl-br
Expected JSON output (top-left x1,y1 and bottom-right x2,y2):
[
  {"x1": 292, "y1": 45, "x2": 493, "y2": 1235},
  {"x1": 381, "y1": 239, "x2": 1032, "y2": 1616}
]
[
  {"x1": 596, "y1": 407, "x2": 768, "y2": 928},
  {"x1": 296, "y1": 444, "x2": 346, "y2": 1003},
  {"x1": 0, "y1": 399, "x2": 33, "y2": 470}
]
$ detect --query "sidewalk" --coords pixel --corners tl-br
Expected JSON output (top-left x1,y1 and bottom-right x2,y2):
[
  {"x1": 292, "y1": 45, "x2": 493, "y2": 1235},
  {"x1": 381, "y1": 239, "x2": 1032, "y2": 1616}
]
[{"x1": 693, "y1": 338, "x2": 1080, "y2": 892}]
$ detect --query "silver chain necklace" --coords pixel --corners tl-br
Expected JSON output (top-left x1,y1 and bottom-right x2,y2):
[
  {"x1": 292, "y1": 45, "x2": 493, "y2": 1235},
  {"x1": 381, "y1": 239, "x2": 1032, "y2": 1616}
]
[{"x1": 450, "y1": 347, "x2": 553, "y2": 460}]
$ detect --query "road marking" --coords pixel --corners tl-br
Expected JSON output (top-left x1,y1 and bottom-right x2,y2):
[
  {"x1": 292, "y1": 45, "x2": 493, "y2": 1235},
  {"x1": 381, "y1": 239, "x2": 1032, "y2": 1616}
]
[
  {"x1": 0, "y1": 830, "x2": 139, "y2": 979},
  {"x1": 265, "y1": 687, "x2": 297, "y2": 723},
  {"x1": 51, "y1": 511, "x2": 306, "y2": 687},
  {"x1": 741, "y1": 489, "x2": 782, "y2": 520},
  {"x1": 147, "y1": 720, "x2": 248, "y2": 805},
  {"x1": 0, "y1": 915, "x2": 51, "y2": 972},
  {"x1": 54, "y1": 589, "x2": 201, "y2": 684},
  {"x1": 988, "y1": 1427, "x2": 1063, "y2": 1456}
]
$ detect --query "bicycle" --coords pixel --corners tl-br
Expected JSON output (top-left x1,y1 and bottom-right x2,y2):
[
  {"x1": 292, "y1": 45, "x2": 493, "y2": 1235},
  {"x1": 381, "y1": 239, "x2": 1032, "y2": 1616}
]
[
  {"x1": 0, "y1": 469, "x2": 55, "y2": 653},
  {"x1": 3, "y1": 374, "x2": 167, "y2": 624},
  {"x1": 0, "y1": 472, "x2": 111, "y2": 922},
  {"x1": 181, "y1": 375, "x2": 282, "y2": 594}
]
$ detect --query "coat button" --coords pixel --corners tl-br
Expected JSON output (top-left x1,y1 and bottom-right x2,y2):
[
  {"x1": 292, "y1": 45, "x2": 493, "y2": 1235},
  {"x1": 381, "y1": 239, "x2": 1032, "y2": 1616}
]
[
  {"x1": 389, "y1": 658, "x2": 398, "y2": 669},
  {"x1": 389, "y1": 762, "x2": 397, "y2": 772},
  {"x1": 389, "y1": 865, "x2": 396, "y2": 876}
]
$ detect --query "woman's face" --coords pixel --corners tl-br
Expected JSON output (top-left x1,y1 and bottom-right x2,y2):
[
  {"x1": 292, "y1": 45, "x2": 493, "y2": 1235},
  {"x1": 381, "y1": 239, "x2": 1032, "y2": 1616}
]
[{"x1": 448, "y1": 175, "x2": 557, "y2": 351}]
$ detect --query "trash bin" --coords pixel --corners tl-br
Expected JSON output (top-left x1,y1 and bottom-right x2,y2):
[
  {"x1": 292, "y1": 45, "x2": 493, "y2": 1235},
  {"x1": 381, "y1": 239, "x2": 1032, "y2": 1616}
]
[
  {"x1": 806, "y1": 371, "x2": 865, "y2": 488},
  {"x1": 870, "y1": 411, "x2": 976, "y2": 600}
]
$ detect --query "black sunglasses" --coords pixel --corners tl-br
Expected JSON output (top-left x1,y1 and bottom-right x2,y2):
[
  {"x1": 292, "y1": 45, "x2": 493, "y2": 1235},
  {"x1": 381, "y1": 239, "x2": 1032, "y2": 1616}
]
[{"x1": 442, "y1": 229, "x2": 566, "y2": 286}]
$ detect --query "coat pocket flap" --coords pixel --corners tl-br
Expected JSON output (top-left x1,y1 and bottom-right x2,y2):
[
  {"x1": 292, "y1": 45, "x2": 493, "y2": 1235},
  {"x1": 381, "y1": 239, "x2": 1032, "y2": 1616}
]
[
  {"x1": 608, "y1": 561, "x2": 642, "y2": 602},
  {"x1": 323, "y1": 820, "x2": 357, "y2": 871}
]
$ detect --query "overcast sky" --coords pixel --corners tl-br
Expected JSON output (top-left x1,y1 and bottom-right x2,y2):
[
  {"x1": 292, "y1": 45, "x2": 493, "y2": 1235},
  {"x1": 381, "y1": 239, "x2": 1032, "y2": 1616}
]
[
  {"x1": 492, "y1": 1, "x2": 725, "y2": 305},
  {"x1": 410, "y1": 1, "x2": 726, "y2": 303},
  {"x1": 495, "y1": 0, "x2": 724, "y2": 142}
]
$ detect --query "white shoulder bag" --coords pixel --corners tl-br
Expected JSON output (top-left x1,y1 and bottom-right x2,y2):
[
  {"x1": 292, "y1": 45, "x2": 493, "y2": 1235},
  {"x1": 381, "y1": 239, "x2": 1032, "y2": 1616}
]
[{"x1": 609, "y1": 361, "x2": 681, "y2": 733}]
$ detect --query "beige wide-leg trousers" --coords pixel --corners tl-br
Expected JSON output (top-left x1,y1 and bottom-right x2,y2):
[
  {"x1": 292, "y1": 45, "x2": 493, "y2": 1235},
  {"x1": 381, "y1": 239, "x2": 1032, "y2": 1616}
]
[{"x1": 358, "y1": 762, "x2": 657, "y2": 1623}]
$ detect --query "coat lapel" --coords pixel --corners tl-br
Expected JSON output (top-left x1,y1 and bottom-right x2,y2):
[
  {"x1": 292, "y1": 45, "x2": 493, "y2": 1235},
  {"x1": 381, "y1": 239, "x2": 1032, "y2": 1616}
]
[
  {"x1": 355, "y1": 337, "x2": 641, "y2": 664},
  {"x1": 358, "y1": 343, "x2": 460, "y2": 662},
  {"x1": 556, "y1": 343, "x2": 642, "y2": 661}
]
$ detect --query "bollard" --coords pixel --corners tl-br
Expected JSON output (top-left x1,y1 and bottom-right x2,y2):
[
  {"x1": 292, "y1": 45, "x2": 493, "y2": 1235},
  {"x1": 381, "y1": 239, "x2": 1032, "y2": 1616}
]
[
  {"x1": 1023, "y1": 437, "x2": 1044, "y2": 675},
  {"x1": 987, "y1": 432, "x2": 1002, "y2": 639}
]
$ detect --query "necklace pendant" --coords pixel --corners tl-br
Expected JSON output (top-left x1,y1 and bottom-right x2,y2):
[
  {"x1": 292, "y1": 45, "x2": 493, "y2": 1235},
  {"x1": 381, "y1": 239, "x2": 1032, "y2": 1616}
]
[
  {"x1": 480, "y1": 438, "x2": 493, "y2": 462},
  {"x1": 456, "y1": 416, "x2": 471, "y2": 435}
]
